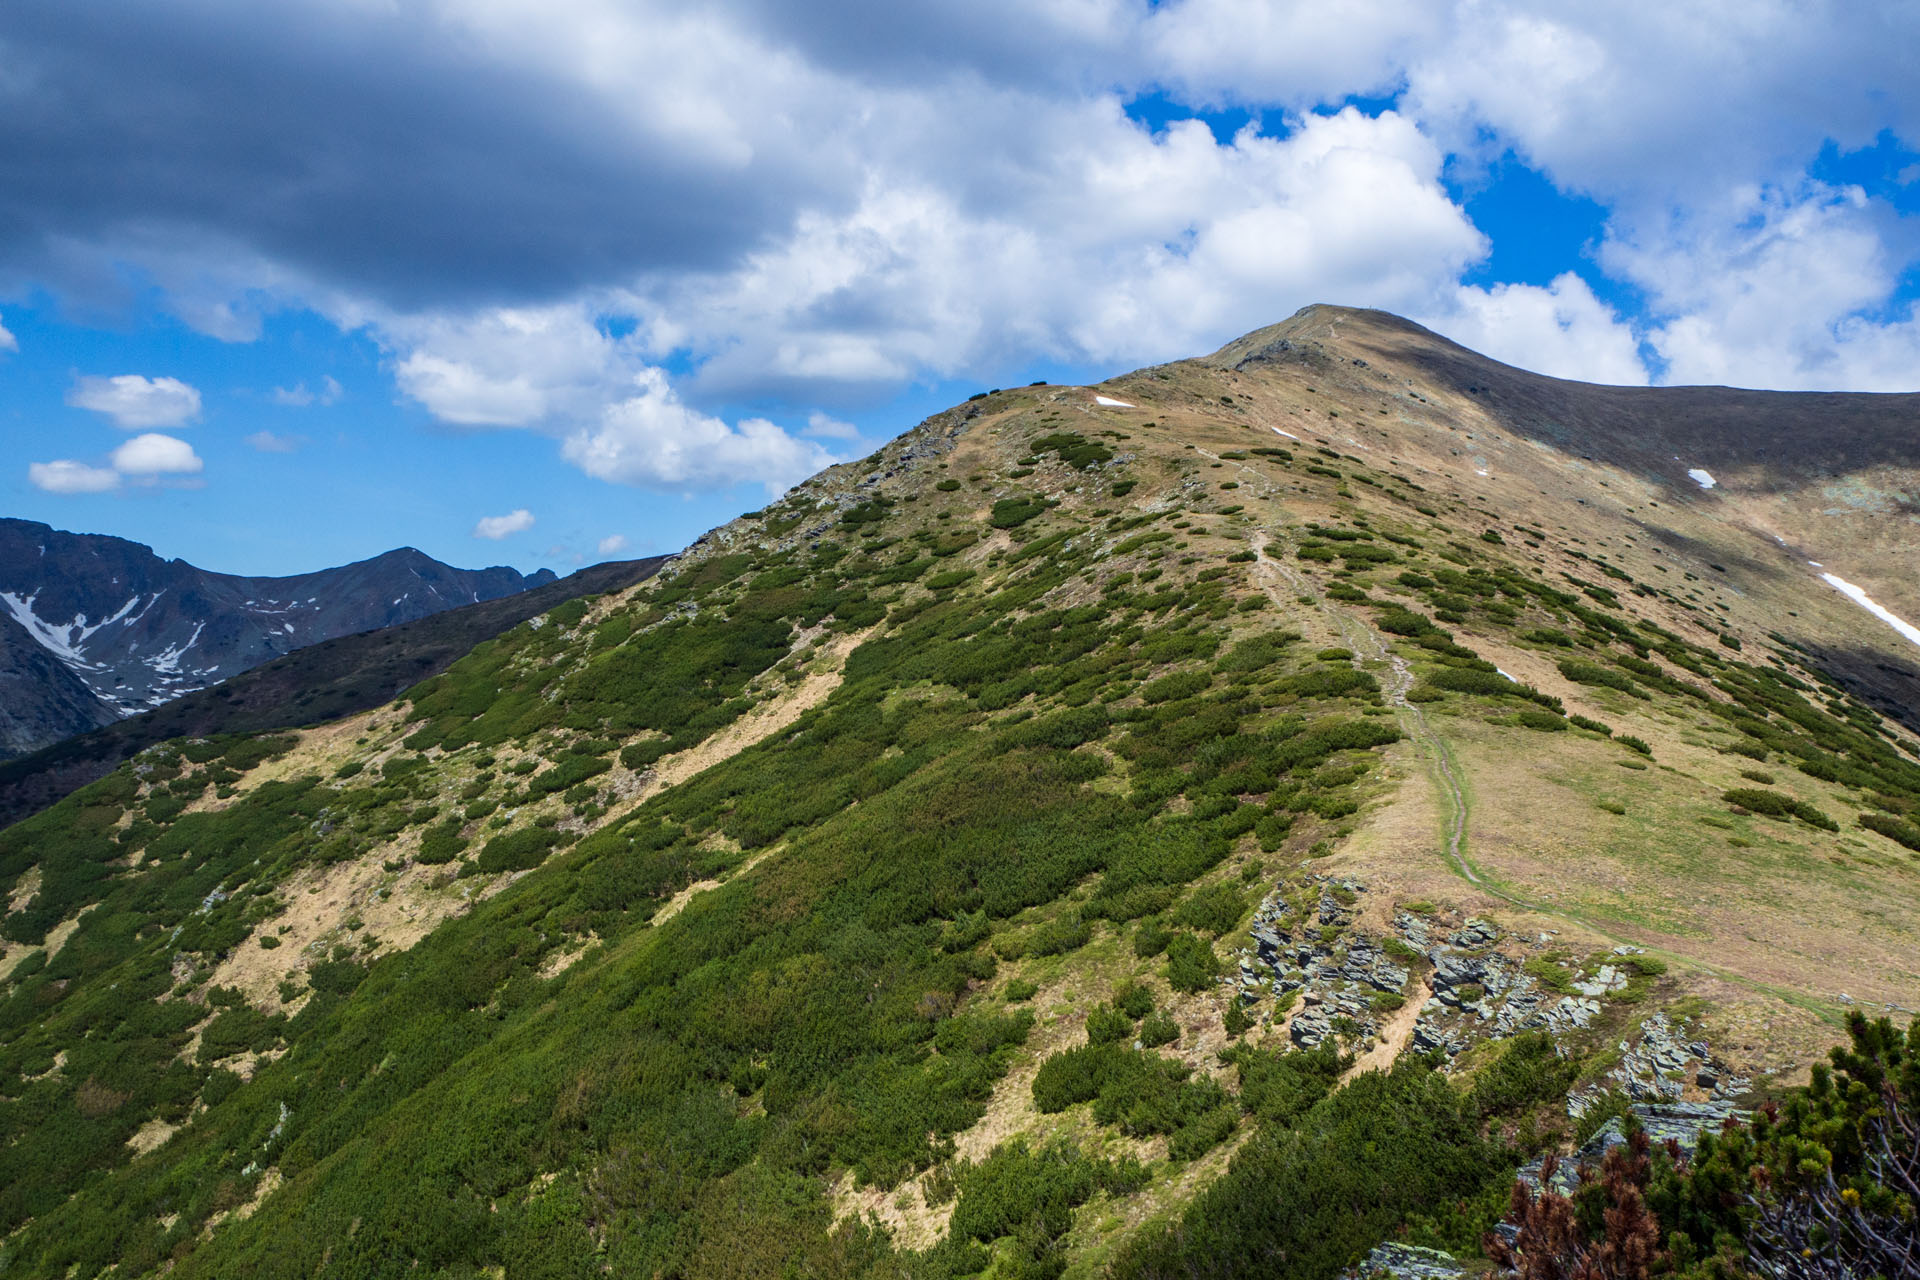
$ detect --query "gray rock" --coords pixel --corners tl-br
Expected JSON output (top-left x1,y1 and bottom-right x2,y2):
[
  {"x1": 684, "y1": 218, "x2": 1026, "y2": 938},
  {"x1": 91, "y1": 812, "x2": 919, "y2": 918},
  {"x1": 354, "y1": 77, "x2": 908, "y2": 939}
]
[{"x1": 1347, "y1": 1243, "x2": 1466, "y2": 1280}]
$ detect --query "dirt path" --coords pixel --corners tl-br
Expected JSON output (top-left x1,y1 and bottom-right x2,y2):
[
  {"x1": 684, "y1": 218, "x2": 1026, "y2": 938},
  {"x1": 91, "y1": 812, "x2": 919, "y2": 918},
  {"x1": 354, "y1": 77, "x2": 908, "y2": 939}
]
[{"x1": 1248, "y1": 533, "x2": 1846, "y2": 1025}]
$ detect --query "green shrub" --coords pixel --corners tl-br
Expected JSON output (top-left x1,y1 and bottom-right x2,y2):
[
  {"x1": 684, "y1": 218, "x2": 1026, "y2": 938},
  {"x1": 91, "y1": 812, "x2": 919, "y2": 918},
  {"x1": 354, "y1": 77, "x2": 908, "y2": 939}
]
[
  {"x1": 1026, "y1": 912, "x2": 1092, "y2": 957},
  {"x1": 989, "y1": 497, "x2": 1049, "y2": 528},
  {"x1": 416, "y1": 819, "x2": 468, "y2": 865},
  {"x1": 1860, "y1": 812, "x2": 1920, "y2": 851},
  {"x1": 1087, "y1": 1004, "x2": 1136, "y2": 1045},
  {"x1": 1114, "y1": 982, "x2": 1155, "y2": 1021},
  {"x1": 1134, "y1": 918, "x2": 1172, "y2": 958},
  {"x1": 472, "y1": 826, "x2": 564, "y2": 874},
  {"x1": 1141, "y1": 671, "x2": 1211, "y2": 704},
  {"x1": 1139, "y1": 1011, "x2": 1179, "y2": 1047},
  {"x1": 1556, "y1": 659, "x2": 1646, "y2": 698},
  {"x1": 1164, "y1": 932, "x2": 1218, "y2": 993},
  {"x1": 1174, "y1": 883, "x2": 1246, "y2": 936}
]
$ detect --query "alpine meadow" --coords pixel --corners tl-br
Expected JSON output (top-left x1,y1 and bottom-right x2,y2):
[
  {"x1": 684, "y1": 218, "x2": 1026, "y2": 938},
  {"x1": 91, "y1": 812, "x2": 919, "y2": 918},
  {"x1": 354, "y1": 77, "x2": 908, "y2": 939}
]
[{"x1": 2, "y1": 307, "x2": 1918, "y2": 1279}]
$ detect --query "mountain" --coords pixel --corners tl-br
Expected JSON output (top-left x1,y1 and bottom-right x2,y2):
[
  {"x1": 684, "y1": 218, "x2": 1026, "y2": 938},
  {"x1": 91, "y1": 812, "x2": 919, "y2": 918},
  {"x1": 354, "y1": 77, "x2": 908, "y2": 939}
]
[
  {"x1": 0, "y1": 554, "x2": 669, "y2": 829},
  {"x1": 0, "y1": 519, "x2": 559, "y2": 758},
  {"x1": 0, "y1": 612, "x2": 119, "y2": 758},
  {"x1": 1, "y1": 306, "x2": 1915, "y2": 1280}
]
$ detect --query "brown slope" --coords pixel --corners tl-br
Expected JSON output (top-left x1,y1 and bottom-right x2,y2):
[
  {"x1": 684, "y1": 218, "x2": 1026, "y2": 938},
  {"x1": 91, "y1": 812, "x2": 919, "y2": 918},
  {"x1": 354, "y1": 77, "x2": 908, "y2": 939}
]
[
  {"x1": 1201, "y1": 304, "x2": 1920, "y2": 729},
  {"x1": 0, "y1": 555, "x2": 668, "y2": 827}
]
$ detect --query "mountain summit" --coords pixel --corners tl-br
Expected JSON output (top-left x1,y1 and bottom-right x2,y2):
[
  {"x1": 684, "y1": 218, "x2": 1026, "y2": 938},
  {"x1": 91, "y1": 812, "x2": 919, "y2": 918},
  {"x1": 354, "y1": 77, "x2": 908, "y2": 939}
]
[
  {"x1": 0, "y1": 520, "x2": 556, "y2": 758},
  {"x1": 0, "y1": 309, "x2": 1915, "y2": 1279}
]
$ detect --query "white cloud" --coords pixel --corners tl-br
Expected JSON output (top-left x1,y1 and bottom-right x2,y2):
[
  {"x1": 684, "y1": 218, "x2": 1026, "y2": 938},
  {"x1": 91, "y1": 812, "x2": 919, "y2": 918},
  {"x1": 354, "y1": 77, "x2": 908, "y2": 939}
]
[
  {"x1": 473, "y1": 508, "x2": 536, "y2": 539},
  {"x1": 1599, "y1": 181, "x2": 1920, "y2": 390},
  {"x1": 67, "y1": 374, "x2": 203, "y2": 429},
  {"x1": 597, "y1": 534, "x2": 630, "y2": 555},
  {"x1": 804, "y1": 410, "x2": 860, "y2": 439},
  {"x1": 245, "y1": 430, "x2": 304, "y2": 453},
  {"x1": 27, "y1": 459, "x2": 120, "y2": 494},
  {"x1": 7, "y1": 0, "x2": 1920, "y2": 446},
  {"x1": 0, "y1": 313, "x2": 16, "y2": 353},
  {"x1": 562, "y1": 368, "x2": 837, "y2": 496},
  {"x1": 270, "y1": 375, "x2": 343, "y2": 407},
  {"x1": 1422, "y1": 273, "x2": 1648, "y2": 385},
  {"x1": 382, "y1": 303, "x2": 843, "y2": 493},
  {"x1": 389, "y1": 306, "x2": 626, "y2": 427},
  {"x1": 110, "y1": 432, "x2": 204, "y2": 475}
]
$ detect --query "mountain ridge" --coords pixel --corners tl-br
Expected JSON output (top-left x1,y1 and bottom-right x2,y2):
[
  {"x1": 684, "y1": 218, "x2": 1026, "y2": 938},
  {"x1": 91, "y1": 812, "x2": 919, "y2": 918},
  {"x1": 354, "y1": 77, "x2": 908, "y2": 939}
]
[
  {"x1": 0, "y1": 307, "x2": 1915, "y2": 1278},
  {"x1": 0, "y1": 518, "x2": 559, "y2": 758}
]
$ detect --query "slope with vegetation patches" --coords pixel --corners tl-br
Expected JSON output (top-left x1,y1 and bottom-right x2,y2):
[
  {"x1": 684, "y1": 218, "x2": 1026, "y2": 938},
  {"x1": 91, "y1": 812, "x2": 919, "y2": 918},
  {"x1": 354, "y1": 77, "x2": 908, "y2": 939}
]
[{"x1": 0, "y1": 311, "x2": 1917, "y2": 1279}]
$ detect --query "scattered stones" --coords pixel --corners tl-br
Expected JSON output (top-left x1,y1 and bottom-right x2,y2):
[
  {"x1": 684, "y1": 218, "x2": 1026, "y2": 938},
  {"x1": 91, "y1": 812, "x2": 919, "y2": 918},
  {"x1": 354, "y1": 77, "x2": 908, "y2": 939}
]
[
  {"x1": 1235, "y1": 875, "x2": 1388, "y2": 1049},
  {"x1": 1347, "y1": 1243, "x2": 1466, "y2": 1280}
]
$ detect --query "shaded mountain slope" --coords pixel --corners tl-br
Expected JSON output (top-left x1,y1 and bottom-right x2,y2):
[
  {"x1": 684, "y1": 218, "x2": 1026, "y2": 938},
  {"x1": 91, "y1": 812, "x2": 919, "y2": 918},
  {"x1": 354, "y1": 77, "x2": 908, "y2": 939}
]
[
  {"x1": 0, "y1": 519, "x2": 558, "y2": 755},
  {"x1": 0, "y1": 612, "x2": 119, "y2": 758},
  {"x1": 0, "y1": 555, "x2": 667, "y2": 828},
  {"x1": 0, "y1": 311, "x2": 1915, "y2": 1279},
  {"x1": 1213, "y1": 307, "x2": 1920, "y2": 730}
]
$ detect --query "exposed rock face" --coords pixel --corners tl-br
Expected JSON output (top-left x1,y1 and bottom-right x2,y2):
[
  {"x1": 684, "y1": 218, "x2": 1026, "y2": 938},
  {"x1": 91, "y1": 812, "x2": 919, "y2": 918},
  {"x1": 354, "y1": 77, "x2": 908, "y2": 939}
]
[
  {"x1": 1566, "y1": 1012, "x2": 1750, "y2": 1112},
  {"x1": 1518, "y1": 1099, "x2": 1746, "y2": 1195},
  {"x1": 1348, "y1": 1243, "x2": 1467, "y2": 1280},
  {"x1": 1235, "y1": 876, "x2": 1397, "y2": 1049},
  {"x1": 0, "y1": 519, "x2": 558, "y2": 757}
]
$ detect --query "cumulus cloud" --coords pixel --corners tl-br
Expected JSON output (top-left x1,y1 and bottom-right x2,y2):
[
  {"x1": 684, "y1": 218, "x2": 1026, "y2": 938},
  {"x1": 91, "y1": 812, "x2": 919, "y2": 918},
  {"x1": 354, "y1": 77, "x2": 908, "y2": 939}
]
[
  {"x1": 473, "y1": 508, "x2": 536, "y2": 539},
  {"x1": 597, "y1": 534, "x2": 630, "y2": 556},
  {"x1": 270, "y1": 375, "x2": 342, "y2": 406},
  {"x1": 0, "y1": 313, "x2": 16, "y2": 352},
  {"x1": 1422, "y1": 273, "x2": 1648, "y2": 385},
  {"x1": 27, "y1": 459, "x2": 120, "y2": 494},
  {"x1": 1602, "y1": 181, "x2": 1920, "y2": 390},
  {"x1": 561, "y1": 368, "x2": 837, "y2": 496},
  {"x1": 804, "y1": 411, "x2": 860, "y2": 439},
  {"x1": 110, "y1": 432, "x2": 203, "y2": 475},
  {"x1": 245, "y1": 429, "x2": 303, "y2": 453},
  {"x1": 67, "y1": 374, "x2": 202, "y2": 428},
  {"x1": 2, "y1": 0, "x2": 1917, "y2": 442},
  {"x1": 383, "y1": 303, "x2": 843, "y2": 492}
]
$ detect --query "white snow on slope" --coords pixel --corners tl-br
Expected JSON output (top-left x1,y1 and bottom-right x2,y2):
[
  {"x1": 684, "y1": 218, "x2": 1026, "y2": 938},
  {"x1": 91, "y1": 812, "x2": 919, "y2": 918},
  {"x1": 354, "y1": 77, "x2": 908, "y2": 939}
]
[
  {"x1": 150, "y1": 622, "x2": 206, "y2": 674},
  {"x1": 1093, "y1": 395, "x2": 1134, "y2": 408},
  {"x1": 0, "y1": 590, "x2": 145, "y2": 668},
  {"x1": 1272, "y1": 427, "x2": 1298, "y2": 440},
  {"x1": 1687, "y1": 468, "x2": 1717, "y2": 489},
  {"x1": 1821, "y1": 573, "x2": 1920, "y2": 651}
]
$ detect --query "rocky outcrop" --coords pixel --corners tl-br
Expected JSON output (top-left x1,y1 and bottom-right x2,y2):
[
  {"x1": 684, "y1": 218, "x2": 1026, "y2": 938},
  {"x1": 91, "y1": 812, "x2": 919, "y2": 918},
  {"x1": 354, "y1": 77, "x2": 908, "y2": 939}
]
[
  {"x1": 1347, "y1": 1243, "x2": 1466, "y2": 1280},
  {"x1": 1567, "y1": 1011, "x2": 1750, "y2": 1113}
]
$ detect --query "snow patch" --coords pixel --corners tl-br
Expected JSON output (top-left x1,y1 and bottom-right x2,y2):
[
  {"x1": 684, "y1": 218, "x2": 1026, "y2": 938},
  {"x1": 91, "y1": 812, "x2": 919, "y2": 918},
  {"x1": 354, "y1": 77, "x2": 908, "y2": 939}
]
[
  {"x1": 149, "y1": 622, "x2": 206, "y2": 674},
  {"x1": 0, "y1": 590, "x2": 145, "y2": 668},
  {"x1": 1820, "y1": 573, "x2": 1920, "y2": 651},
  {"x1": 1687, "y1": 468, "x2": 1716, "y2": 490},
  {"x1": 1496, "y1": 668, "x2": 1519, "y2": 683},
  {"x1": 1271, "y1": 427, "x2": 1299, "y2": 440},
  {"x1": 1093, "y1": 395, "x2": 1134, "y2": 408}
]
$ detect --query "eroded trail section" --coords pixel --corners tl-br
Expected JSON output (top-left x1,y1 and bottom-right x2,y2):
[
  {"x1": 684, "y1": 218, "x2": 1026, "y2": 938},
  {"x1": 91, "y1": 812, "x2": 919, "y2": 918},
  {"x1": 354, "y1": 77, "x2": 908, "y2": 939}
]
[{"x1": 1249, "y1": 533, "x2": 1479, "y2": 892}]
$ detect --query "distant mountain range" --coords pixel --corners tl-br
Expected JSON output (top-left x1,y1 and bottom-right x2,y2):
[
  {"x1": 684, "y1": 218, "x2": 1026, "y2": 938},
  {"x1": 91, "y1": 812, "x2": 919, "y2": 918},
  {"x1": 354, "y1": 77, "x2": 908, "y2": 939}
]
[
  {"x1": 0, "y1": 553, "x2": 666, "y2": 827},
  {"x1": 0, "y1": 519, "x2": 557, "y2": 758}
]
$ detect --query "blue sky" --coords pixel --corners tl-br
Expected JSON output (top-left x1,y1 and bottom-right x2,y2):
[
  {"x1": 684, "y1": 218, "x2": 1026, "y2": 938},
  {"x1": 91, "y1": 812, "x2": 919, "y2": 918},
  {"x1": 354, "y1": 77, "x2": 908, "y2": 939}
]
[{"x1": 3, "y1": 1, "x2": 1918, "y2": 578}]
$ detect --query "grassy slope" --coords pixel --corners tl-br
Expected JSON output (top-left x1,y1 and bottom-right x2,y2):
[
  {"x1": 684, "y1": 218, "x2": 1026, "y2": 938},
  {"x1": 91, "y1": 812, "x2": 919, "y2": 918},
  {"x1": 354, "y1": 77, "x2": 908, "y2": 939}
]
[{"x1": 0, "y1": 316, "x2": 1917, "y2": 1277}]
